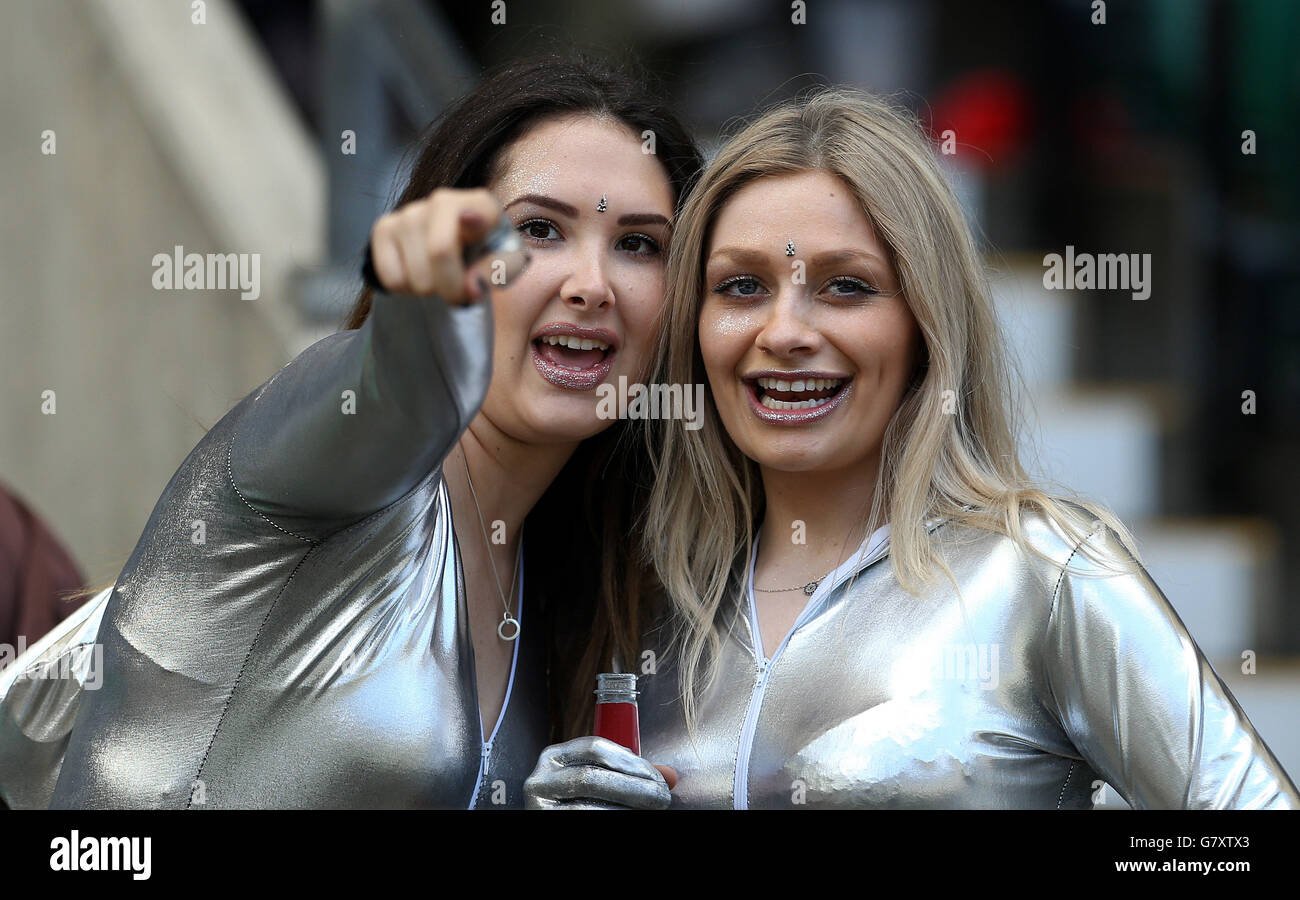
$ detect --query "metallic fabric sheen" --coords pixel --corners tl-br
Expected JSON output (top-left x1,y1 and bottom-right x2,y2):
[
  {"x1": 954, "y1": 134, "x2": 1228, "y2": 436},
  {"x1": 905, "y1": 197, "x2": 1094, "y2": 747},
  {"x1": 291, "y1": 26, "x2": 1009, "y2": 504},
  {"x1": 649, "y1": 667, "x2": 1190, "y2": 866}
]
[
  {"x1": 0, "y1": 291, "x2": 547, "y2": 809},
  {"x1": 0, "y1": 586, "x2": 111, "y2": 809},
  {"x1": 636, "y1": 509, "x2": 1299, "y2": 809}
]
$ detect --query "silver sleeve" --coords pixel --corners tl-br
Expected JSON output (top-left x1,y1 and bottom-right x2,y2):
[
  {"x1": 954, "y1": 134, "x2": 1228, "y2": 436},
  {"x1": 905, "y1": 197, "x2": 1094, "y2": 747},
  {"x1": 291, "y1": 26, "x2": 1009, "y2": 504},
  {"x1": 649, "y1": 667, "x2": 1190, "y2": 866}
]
[{"x1": 1042, "y1": 524, "x2": 1299, "y2": 809}]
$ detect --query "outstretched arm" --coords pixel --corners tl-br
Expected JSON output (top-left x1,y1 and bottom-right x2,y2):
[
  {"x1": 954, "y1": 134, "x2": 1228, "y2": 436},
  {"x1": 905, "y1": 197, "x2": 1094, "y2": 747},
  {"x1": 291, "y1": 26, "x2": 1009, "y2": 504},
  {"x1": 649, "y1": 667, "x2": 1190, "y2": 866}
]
[{"x1": 229, "y1": 188, "x2": 509, "y2": 538}]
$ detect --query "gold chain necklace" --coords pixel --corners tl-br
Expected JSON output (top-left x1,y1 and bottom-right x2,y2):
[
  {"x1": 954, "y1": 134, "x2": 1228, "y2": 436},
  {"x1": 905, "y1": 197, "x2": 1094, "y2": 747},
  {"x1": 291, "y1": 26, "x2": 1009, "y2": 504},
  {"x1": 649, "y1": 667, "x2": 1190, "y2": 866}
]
[{"x1": 754, "y1": 579, "x2": 825, "y2": 596}]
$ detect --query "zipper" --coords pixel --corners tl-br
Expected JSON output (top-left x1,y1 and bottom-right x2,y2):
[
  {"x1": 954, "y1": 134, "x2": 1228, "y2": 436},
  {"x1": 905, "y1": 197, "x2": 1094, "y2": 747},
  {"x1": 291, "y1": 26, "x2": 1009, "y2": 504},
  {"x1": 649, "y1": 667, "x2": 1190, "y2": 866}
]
[
  {"x1": 467, "y1": 540, "x2": 525, "y2": 810},
  {"x1": 732, "y1": 650, "x2": 770, "y2": 809},
  {"x1": 731, "y1": 527, "x2": 893, "y2": 810},
  {"x1": 470, "y1": 738, "x2": 494, "y2": 809}
]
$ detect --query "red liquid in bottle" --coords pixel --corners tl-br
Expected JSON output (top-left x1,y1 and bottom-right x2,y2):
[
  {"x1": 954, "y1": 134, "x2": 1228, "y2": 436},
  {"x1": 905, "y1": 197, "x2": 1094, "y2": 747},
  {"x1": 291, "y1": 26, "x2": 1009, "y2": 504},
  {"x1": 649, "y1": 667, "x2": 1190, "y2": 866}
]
[
  {"x1": 594, "y1": 701, "x2": 640, "y2": 756},
  {"x1": 593, "y1": 672, "x2": 641, "y2": 755}
]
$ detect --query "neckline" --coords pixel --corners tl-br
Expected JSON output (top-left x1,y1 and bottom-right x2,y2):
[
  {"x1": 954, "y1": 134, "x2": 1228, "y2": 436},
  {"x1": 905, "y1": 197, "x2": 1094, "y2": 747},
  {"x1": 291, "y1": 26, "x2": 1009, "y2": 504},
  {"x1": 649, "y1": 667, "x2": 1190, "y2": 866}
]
[
  {"x1": 437, "y1": 477, "x2": 525, "y2": 749},
  {"x1": 749, "y1": 519, "x2": 892, "y2": 597},
  {"x1": 745, "y1": 520, "x2": 891, "y2": 661}
]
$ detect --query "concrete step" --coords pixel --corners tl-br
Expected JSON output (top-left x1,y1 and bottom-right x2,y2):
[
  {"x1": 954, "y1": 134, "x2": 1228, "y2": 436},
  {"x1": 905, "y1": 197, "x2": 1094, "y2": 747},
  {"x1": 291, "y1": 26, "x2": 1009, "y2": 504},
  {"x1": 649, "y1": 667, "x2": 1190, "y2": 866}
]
[
  {"x1": 1018, "y1": 385, "x2": 1171, "y2": 522},
  {"x1": 1134, "y1": 516, "x2": 1282, "y2": 659},
  {"x1": 989, "y1": 259, "x2": 1080, "y2": 393}
]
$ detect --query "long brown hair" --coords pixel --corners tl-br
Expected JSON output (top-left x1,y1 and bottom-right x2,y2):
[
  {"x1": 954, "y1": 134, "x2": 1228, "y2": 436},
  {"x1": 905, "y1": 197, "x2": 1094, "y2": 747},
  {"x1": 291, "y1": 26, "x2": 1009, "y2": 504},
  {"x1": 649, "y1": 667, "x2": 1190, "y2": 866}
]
[{"x1": 341, "y1": 54, "x2": 701, "y2": 740}]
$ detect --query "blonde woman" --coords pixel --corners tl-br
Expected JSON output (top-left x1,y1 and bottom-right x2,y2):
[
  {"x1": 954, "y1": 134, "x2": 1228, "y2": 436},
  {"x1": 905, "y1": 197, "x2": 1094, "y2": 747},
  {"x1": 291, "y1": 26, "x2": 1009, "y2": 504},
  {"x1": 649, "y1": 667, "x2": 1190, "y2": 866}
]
[{"x1": 524, "y1": 89, "x2": 1299, "y2": 810}]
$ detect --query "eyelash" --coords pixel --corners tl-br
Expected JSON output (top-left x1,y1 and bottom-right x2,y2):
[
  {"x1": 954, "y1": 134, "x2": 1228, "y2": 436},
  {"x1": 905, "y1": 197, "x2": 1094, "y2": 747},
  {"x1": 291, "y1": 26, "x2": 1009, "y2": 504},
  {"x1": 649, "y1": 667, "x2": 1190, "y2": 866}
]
[
  {"x1": 827, "y1": 276, "x2": 880, "y2": 297},
  {"x1": 618, "y1": 232, "x2": 662, "y2": 257},
  {"x1": 712, "y1": 275, "x2": 765, "y2": 297},
  {"x1": 517, "y1": 218, "x2": 560, "y2": 244},
  {"x1": 710, "y1": 275, "x2": 881, "y2": 299},
  {"x1": 515, "y1": 219, "x2": 662, "y2": 257}
]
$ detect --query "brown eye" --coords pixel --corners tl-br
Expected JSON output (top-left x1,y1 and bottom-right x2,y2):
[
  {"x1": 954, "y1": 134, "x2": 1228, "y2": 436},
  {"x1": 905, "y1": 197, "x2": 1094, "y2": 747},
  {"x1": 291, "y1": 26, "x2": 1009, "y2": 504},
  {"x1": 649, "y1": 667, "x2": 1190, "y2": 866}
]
[
  {"x1": 518, "y1": 219, "x2": 560, "y2": 242},
  {"x1": 617, "y1": 233, "x2": 661, "y2": 256}
]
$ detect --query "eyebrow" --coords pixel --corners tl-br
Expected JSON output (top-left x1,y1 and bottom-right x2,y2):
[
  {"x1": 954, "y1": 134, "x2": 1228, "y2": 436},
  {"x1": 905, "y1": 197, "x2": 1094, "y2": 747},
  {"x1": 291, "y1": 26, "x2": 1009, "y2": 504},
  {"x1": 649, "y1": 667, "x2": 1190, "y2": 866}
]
[
  {"x1": 617, "y1": 212, "x2": 672, "y2": 229},
  {"x1": 505, "y1": 194, "x2": 578, "y2": 217},
  {"x1": 707, "y1": 246, "x2": 890, "y2": 268},
  {"x1": 504, "y1": 194, "x2": 671, "y2": 229}
]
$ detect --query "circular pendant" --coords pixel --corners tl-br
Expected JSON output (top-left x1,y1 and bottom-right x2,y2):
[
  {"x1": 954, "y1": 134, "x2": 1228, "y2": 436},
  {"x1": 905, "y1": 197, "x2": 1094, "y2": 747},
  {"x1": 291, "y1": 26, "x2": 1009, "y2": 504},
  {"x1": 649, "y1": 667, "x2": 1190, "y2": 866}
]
[
  {"x1": 497, "y1": 615, "x2": 520, "y2": 642},
  {"x1": 802, "y1": 581, "x2": 818, "y2": 596}
]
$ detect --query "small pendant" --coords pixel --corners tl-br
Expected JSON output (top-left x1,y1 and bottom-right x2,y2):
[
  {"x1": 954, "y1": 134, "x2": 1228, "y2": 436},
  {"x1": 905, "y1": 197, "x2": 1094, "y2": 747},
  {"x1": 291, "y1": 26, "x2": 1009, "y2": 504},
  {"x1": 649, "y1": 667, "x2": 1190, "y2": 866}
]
[
  {"x1": 498, "y1": 614, "x2": 520, "y2": 642},
  {"x1": 802, "y1": 581, "x2": 818, "y2": 596}
]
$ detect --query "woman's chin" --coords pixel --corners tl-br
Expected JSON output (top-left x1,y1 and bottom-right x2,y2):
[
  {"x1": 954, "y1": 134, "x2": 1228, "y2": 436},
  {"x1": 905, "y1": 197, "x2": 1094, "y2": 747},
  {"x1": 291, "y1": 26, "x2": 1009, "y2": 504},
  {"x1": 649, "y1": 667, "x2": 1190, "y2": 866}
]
[
  {"x1": 738, "y1": 440, "x2": 846, "y2": 475},
  {"x1": 521, "y1": 394, "x2": 617, "y2": 443}
]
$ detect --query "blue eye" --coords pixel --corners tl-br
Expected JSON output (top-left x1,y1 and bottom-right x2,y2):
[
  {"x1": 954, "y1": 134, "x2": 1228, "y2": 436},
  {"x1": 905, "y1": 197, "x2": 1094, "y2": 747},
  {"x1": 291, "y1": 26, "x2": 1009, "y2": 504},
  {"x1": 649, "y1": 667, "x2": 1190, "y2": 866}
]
[
  {"x1": 618, "y1": 233, "x2": 661, "y2": 256},
  {"x1": 826, "y1": 277, "x2": 880, "y2": 297},
  {"x1": 518, "y1": 219, "x2": 560, "y2": 243},
  {"x1": 713, "y1": 275, "x2": 766, "y2": 298}
]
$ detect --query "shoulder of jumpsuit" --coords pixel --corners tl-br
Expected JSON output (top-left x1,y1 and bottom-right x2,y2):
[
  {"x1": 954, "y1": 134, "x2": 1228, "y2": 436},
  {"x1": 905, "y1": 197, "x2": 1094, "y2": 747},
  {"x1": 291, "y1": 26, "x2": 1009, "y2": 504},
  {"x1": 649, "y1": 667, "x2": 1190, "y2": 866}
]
[
  {"x1": 0, "y1": 586, "x2": 113, "y2": 809},
  {"x1": 225, "y1": 287, "x2": 495, "y2": 542},
  {"x1": 916, "y1": 499, "x2": 1116, "y2": 614},
  {"x1": 969, "y1": 500, "x2": 1226, "y2": 751}
]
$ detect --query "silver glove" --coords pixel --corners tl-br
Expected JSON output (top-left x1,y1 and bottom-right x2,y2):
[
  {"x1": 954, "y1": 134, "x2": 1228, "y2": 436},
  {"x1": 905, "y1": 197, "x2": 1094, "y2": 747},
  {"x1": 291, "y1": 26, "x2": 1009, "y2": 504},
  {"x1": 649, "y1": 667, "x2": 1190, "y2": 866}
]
[{"x1": 523, "y1": 736, "x2": 671, "y2": 810}]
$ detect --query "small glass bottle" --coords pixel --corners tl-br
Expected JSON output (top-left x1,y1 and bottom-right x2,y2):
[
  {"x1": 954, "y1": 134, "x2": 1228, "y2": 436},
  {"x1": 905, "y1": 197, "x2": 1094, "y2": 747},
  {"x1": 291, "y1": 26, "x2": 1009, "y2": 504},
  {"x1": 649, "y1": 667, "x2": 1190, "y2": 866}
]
[{"x1": 593, "y1": 673, "x2": 640, "y2": 755}]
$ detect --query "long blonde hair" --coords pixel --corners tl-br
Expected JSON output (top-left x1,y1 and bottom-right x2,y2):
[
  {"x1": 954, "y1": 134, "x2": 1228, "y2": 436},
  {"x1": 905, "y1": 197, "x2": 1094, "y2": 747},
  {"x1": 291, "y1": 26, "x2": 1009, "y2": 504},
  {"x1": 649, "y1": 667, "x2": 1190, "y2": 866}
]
[{"x1": 641, "y1": 88, "x2": 1143, "y2": 736}]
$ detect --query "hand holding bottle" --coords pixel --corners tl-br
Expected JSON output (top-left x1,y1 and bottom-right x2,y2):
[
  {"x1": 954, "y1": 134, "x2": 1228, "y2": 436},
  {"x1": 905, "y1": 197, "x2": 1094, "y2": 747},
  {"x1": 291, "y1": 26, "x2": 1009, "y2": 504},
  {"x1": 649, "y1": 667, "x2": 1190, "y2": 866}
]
[{"x1": 523, "y1": 736, "x2": 676, "y2": 810}]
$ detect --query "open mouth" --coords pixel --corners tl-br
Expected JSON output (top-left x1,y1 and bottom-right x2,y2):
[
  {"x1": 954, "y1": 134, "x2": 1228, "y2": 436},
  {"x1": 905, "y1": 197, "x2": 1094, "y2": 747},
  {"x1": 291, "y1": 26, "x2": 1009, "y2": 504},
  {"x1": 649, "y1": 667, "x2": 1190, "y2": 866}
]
[
  {"x1": 531, "y1": 331, "x2": 617, "y2": 391},
  {"x1": 752, "y1": 375, "x2": 845, "y2": 410},
  {"x1": 744, "y1": 373, "x2": 852, "y2": 423}
]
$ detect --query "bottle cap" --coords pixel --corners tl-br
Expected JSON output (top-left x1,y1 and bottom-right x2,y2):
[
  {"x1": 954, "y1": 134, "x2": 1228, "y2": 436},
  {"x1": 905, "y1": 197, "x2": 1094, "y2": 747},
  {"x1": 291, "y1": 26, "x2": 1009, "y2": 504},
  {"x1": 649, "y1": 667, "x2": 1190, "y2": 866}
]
[{"x1": 594, "y1": 672, "x2": 638, "y2": 700}]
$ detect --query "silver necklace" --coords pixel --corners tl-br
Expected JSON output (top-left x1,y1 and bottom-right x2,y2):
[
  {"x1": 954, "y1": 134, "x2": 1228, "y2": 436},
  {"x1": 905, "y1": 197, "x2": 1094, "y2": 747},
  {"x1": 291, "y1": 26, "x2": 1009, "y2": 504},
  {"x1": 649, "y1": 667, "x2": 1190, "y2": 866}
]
[{"x1": 459, "y1": 449, "x2": 521, "y2": 641}]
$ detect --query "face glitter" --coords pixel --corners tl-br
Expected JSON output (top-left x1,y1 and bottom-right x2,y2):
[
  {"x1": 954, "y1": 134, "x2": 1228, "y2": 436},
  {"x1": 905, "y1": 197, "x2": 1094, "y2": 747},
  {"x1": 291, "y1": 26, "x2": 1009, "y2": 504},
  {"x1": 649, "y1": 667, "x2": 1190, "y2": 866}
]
[
  {"x1": 490, "y1": 153, "x2": 559, "y2": 201},
  {"x1": 706, "y1": 308, "x2": 761, "y2": 336}
]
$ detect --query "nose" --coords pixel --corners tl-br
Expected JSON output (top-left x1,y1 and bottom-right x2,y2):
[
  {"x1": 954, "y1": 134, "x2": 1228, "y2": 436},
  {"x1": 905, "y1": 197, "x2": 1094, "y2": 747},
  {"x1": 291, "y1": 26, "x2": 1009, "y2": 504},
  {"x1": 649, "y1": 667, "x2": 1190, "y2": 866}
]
[
  {"x1": 754, "y1": 288, "x2": 820, "y2": 358},
  {"x1": 558, "y1": 240, "x2": 615, "y2": 311}
]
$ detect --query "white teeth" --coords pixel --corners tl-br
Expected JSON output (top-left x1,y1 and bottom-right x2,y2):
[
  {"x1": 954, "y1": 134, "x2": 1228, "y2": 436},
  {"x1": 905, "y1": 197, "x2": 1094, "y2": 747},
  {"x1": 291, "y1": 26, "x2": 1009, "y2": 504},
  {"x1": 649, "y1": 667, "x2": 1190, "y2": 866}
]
[
  {"x1": 755, "y1": 376, "x2": 842, "y2": 391},
  {"x1": 760, "y1": 395, "x2": 835, "y2": 411},
  {"x1": 542, "y1": 334, "x2": 609, "y2": 351}
]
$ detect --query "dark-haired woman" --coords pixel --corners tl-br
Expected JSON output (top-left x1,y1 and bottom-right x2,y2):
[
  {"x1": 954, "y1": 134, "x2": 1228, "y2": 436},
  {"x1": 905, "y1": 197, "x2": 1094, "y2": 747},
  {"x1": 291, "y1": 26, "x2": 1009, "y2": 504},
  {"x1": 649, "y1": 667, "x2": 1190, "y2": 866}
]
[{"x1": 0, "y1": 56, "x2": 699, "y2": 809}]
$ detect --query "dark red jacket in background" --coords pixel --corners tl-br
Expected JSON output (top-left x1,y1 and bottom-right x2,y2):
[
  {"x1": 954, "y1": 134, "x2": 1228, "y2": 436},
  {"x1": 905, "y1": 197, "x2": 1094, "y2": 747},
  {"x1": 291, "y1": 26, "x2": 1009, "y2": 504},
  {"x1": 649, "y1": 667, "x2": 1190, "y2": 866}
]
[{"x1": 0, "y1": 482, "x2": 85, "y2": 663}]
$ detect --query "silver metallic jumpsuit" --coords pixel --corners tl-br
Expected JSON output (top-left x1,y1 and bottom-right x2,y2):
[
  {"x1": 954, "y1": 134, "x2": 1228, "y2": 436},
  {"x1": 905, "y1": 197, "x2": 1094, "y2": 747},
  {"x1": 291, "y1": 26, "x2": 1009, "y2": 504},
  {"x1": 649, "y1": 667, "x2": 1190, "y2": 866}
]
[
  {"x1": 635, "y1": 510, "x2": 1299, "y2": 809},
  {"x1": 0, "y1": 290, "x2": 547, "y2": 808}
]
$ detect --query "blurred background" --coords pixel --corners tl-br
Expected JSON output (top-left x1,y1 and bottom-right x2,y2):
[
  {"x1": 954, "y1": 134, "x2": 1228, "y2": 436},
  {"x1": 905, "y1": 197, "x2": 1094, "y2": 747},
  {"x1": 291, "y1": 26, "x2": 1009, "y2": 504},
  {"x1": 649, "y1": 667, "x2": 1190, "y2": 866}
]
[{"x1": 1, "y1": 0, "x2": 1296, "y2": 807}]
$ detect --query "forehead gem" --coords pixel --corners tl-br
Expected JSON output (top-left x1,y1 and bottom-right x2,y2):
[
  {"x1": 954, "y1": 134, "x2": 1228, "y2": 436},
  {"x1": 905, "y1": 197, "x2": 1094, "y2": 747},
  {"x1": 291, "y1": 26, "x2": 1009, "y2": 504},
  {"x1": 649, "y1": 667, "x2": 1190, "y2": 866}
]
[
  {"x1": 786, "y1": 240, "x2": 796, "y2": 256},
  {"x1": 597, "y1": 195, "x2": 608, "y2": 212}
]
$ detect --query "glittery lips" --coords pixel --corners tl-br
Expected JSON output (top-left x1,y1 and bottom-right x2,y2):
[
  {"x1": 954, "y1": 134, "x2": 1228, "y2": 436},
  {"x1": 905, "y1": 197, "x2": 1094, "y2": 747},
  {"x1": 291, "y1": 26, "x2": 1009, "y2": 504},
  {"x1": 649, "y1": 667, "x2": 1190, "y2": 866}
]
[
  {"x1": 530, "y1": 323, "x2": 619, "y2": 391},
  {"x1": 742, "y1": 370, "x2": 853, "y2": 424}
]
